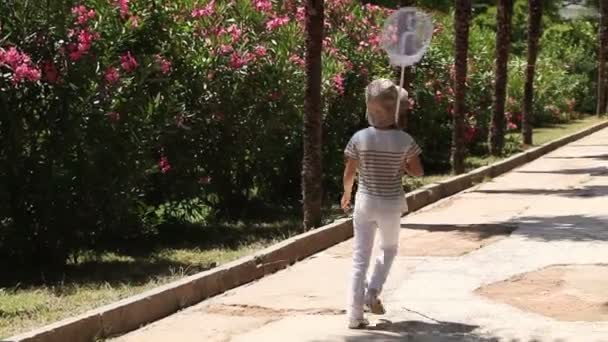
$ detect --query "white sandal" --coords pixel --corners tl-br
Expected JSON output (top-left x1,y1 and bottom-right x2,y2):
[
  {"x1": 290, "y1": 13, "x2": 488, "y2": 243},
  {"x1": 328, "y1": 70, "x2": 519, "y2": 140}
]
[
  {"x1": 348, "y1": 318, "x2": 370, "y2": 329},
  {"x1": 365, "y1": 290, "x2": 386, "y2": 315}
]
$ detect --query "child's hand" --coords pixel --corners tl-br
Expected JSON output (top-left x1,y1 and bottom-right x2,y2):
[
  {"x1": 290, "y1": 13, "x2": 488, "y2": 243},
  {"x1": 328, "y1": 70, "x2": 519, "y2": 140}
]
[{"x1": 341, "y1": 192, "x2": 352, "y2": 212}]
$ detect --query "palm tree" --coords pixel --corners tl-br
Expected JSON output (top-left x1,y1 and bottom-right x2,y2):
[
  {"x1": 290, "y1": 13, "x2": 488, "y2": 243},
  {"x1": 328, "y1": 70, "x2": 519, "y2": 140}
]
[
  {"x1": 489, "y1": 0, "x2": 514, "y2": 156},
  {"x1": 451, "y1": 0, "x2": 472, "y2": 174},
  {"x1": 396, "y1": 0, "x2": 415, "y2": 130},
  {"x1": 522, "y1": 0, "x2": 543, "y2": 145},
  {"x1": 302, "y1": 0, "x2": 324, "y2": 230},
  {"x1": 597, "y1": 0, "x2": 608, "y2": 115}
]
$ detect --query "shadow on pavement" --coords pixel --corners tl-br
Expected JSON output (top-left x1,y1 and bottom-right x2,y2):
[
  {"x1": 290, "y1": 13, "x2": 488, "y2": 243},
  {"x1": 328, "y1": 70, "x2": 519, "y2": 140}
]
[
  {"x1": 546, "y1": 154, "x2": 608, "y2": 161},
  {"x1": 336, "y1": 319, "x2": 499, "y2": 342},
  {"x1": 402, "y1": 214, "x2": 608, "y2": 243},
  {"x1": 513, "y1": 166, "x2": 608, "y2": 176},
  {"x1": 471, "y1": 185, "x2": 608, "y2": 198},
  {"x1": 401, "y1": 223, "x2": 517, "y2": 240}
]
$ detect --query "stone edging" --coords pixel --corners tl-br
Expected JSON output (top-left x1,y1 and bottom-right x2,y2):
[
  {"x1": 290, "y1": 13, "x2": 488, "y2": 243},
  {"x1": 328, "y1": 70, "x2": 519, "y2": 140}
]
[{"x1": 6, "y1": 120, "x2": 607, "y2": 342}]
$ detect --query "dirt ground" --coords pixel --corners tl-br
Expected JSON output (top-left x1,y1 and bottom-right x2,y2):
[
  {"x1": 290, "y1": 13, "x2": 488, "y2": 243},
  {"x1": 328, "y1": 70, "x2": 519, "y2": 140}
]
[
  {"x1": 328, "y1": 223, "x2": 517, "y2": 257},
  {"x1": 476, "y1": 264, "x2": 608, "y2": 321}
]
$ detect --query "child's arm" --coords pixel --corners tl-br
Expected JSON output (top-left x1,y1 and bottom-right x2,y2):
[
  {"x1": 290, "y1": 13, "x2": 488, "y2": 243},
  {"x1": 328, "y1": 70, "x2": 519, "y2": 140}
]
[
  {"x1": 341, "y1": 157, "x2": 358, "y2": 211},
  {"x1": 402, "y1": 154, "x2": 424, "y2": 177}
]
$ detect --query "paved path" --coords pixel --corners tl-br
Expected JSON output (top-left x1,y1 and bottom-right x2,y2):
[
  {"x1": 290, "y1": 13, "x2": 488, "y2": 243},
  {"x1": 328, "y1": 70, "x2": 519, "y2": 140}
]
[{"x1": 114, "y1": 128, "x2": 608, "y2": 342}]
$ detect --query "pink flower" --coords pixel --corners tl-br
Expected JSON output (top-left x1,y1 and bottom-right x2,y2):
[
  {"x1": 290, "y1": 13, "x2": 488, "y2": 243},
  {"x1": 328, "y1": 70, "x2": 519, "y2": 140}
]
[
  {"x1": 266, "y1": 16, "x2": 289, "y2": 31},
  {"x1": 295, "y1": 6, "x2": 305, "y2": 23},
  {"x1": 219, "y1": 44, "x2": 234, "y2": 55},
  {"x1": 116, "y1": 0, "x2": 130, "y2": 18},
  {"x1": 369, "y1": 34, "x2": 381, "y2": 48},
  {"x1": 42, "y1": 61, "x2": 59, "y2": 84},
  {"x1": 364, "y1": 4, "x2": 381, "y2": 12},
  {"x1": 229, "y1": 52, "x2": 253, "y2": 69},
  {"x1": 71, "y1": 5, "x2": 96, "y2": 26},
  {"x1": 289, "y1": 54, "x2": 305, "y2": 68},
  {"x1": 120, "y1": 52, "x2": 138, "y2": 73},
  {"x1": 192, "y1": 0, "x2": 215, "y2": 18},
  {"x1": 69, "y1": 29, "x2": 98, "y2": 61},
  {"x1": 254, "y1": 45, "x2": 267, "y2": 57},
  {"x1": 507, "y1": 122, "x2": 518, "y2": 131},
  {"x1": 229, "y1": 53, "x2": 244, "y2": 69},
  {"x1": 253, "y1": 0, "x2": 272, "y2": 13},
  {"x1": 105, "y1": 66, "x2": 120, "y2": 84},
  {"x1": 13, "y1": 64, "x2": 41, "y2": 84},
  {"x1": 129, "y1": 15, "x2": 140, "y2": 28},
  {"x1": 106, "y1": 111, "x2": 121, "y2": 123},
  {"x1": 0, "y1": 47, "x2": 41, "y2": 85},
  {"x1": 226, "y1": 24, "x2": 242, "y2": 43},
  {"x1": 155, "y1": 55, "x2": 172, "y2": 75},
  {"x1": 3, "y1": 47, "x2": 24, "y2": 68},
  {"x1": 199, "y1": 176, "x2": 212, "y2": 185},
  {"x1": 333, "y1": 74, "x2": 344, "y2": 95},
  {"x1": 68, "y1": 47, "x2": 83, "y2": 61},
  {"x1": 159, "y1": 155, "x2": 171, "y2": 174}
]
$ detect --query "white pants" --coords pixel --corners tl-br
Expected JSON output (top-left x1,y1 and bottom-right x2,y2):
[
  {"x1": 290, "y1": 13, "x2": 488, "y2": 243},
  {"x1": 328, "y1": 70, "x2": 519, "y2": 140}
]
[{"x1": 347, "y1": 193, "x2": 404, "y2": 320}]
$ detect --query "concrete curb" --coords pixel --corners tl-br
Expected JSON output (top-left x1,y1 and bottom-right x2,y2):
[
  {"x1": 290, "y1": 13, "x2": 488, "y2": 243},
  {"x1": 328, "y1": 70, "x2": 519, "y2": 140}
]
[{"x1": 6, "y1": 120, "x2": 607, "y2": 342}]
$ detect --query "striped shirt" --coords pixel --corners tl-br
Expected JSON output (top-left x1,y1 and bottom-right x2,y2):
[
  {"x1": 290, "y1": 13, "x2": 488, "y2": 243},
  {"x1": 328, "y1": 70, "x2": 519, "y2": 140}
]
[{"x1": 345, "y1": 127, "x2": 421, "y2": 200}]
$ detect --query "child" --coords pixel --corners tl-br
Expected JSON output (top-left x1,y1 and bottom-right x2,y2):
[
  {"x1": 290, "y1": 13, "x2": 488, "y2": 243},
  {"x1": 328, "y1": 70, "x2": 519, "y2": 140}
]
[{"x1": 341, "y1": 79, "x2": 424, "y2": 329}]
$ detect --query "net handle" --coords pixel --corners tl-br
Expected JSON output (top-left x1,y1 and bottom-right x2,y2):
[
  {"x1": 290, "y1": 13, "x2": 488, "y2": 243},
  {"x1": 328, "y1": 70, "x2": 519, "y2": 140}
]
[{"x1": 394, "y1": 65, "x2": 405, "y2": 124}]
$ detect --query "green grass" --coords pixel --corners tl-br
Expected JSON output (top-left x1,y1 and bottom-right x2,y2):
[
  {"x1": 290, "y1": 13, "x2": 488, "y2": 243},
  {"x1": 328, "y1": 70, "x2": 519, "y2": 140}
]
[
  {"x1": 532, "y1": 116, "x2": 605, "y2": 145},
  {"x1": 0, "y1": 220, "x2": 299, "y2": 338},
  {"x1": 1, "y1": 115, "x2": 605, "y2": 339}
]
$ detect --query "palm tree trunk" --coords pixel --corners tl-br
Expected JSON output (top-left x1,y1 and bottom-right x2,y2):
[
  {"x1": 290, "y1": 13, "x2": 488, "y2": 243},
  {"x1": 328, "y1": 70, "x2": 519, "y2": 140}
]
[
  {"x1": 302, "y1": 0, "x2": 324, "y2": 230},
  {"x1": 522, "y1": 0, "x2": 543, "y2": 145},
  {"x1": 396, "y1": 0, "x2": 415, "y2": 130},
  {"x1": 451, "y1": 0, "x2": 471, "y2": 175},
  {"x1": 597, "y1": 0, "x2": 608, "y2": 115},
  {"x1": 489, "y1": 0, "x2": 514, "y2": 156}
]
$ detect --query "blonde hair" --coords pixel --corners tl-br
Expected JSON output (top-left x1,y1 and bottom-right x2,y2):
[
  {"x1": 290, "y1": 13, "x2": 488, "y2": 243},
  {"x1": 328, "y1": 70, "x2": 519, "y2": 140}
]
[{"x1": 365, "y1": 79, "x2": 408, "y2": 129}]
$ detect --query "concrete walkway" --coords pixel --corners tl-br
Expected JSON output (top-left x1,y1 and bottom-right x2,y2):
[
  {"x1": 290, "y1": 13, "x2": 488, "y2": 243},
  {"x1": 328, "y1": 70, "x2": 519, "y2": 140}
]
[{"x1": 113, "y1": 128, "x2": 608, "y2": 342}]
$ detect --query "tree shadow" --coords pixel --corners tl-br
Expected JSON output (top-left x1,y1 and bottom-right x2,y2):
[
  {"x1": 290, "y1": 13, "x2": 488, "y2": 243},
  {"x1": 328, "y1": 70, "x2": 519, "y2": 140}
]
[
  {"x1": 512, "y1": 214, "x2": 608, "y2": 242},
  {"x1": 565, "y1": 144, "x2": 608, "y2": 147},
  {"x1": 513, "y1": 166, "x2": 608, "y2": 176},
  {"x1": 401, "y1": 223, "x2": 517, "y2": 240},
  {"x1": 403, "y1": 213, "x2": 608, "y2": 243},
  {"x1": 0, "y1": 255, "x2": 214, "y2": 289},
  {"x1": 546, "y1": 154, "x2": 608, "y2": 161},
  {"x1": 472, "y1": 185, "x2": 608, "y2": 198},
  {"x1": 319, "y1": 319, "x2": 501, "y2": 342},
  {"x1": 1, "y1": 217, "x2": 304, "y2": 288}
]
